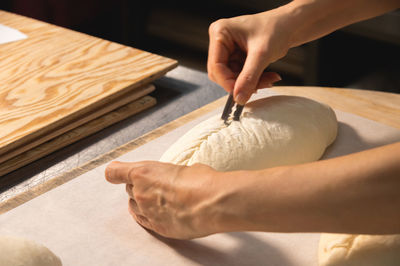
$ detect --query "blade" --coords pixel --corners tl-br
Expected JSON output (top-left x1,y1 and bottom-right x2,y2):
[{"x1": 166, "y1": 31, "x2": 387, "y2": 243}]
[
  {"x1": 233, "y1": 104, "x2": 244, "y2": 121},
  {"x1": 221, "y1": 94, "x2": 235, "y2": 122}
]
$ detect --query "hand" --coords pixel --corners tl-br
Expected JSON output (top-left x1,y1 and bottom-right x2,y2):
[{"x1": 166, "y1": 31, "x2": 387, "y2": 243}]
[
  {"x1": 207, "y1": 0, "x2": 400, "y2": 106},
  {"x1": 208, "y1": 9, "x2": 291, "y2": 105},
  {"x1": 105, "y1": 161, "x2": 226, "y2": 239}
]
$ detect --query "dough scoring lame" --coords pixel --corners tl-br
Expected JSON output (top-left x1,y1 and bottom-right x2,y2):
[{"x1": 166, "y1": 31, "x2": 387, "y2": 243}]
[{"x1": 160, "y1": 95, "x2": 338, "y2": 171}]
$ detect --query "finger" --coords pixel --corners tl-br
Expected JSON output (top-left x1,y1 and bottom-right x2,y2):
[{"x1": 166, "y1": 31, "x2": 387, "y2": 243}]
[
  {"x1": 208, "y1": 23, "x2": 236, "y2": 93},
  {"x1": 128, "y1": 198, "x2": 141, "y2": 215},
  {"x1": 255, "y1": 72, "x2": 282, "y2": 90},
  {"x1": 126, "y1": 184, "x2": 134, "y2": 199},
  {"x1": 228, "y1": 49, "x2": 245, "y2": 74},
  {"x1": 211, "y1": 63, "x2": 237, "y2": 93},
  {"x1": 233, "y1": 49, "x2": 270, "y2": 105},
  {"x1": 128, "y1": 203, "x2": 151, "y2": 229},
  {"x1": 105, "y1": 161, "x2": 132, "y2": 184},
  {"x1": 208, "y1": 47, "x2": 237, "y2": 92},
  {"x1": 105, "y1": 160, "x2": 158, "y2": 184},
  {"x1": 135, "y1": 214, "x2": 151, "y2": 230}
]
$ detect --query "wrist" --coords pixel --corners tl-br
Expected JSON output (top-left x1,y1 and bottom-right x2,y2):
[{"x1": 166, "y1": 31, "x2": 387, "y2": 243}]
[
  {"x1": 281, "y1": 0, "x2": 323, "y2": 48},
  {"x1": 281, "y1": 0, "x2": 399, "y2": 48},
  {"x1": 255, "y1": 1, "x2": 318, "y2": 50},
  {"x1": 210, "y1": 167, "x2": 293, "y2": 233},
  {"x1": 211, "y1": 165, "x2": 325, "y2": 233},
  {"x1": 206, "y1": 170, "x2": 260, "y2": 233}
]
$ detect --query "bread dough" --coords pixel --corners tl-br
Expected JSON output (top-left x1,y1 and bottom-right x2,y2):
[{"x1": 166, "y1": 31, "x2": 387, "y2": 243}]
[
  {"x1": 319, "y1": 233, "x2": 400, "y2": 266},
  {"x1": 0, "y1": 235, "x2": 62, "y2": 266},
  {"x1": 160, "y1": 95, "x2": 337, "y2": 171}
]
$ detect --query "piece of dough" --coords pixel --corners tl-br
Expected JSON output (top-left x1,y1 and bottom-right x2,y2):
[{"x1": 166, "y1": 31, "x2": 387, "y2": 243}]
[
  {"x1": 160, "y1": 95, "x2": 337, "y2": 171},
  {"x1": 319, "y1": 233, "x2": 400, "y2": 266},
  {"x1": 0, "y1": 235, "x2": 62, "y2": 266}
]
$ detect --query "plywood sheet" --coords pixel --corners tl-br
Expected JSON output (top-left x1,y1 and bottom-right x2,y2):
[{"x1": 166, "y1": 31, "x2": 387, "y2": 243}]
[
  {"x1": 0, "y1": 11, "x2": 177, "y2": 161},
  {"x1": 0, "y1": 84, "x2": 155, "y2": 165},
  {"x1": 0, "y1": 95, "x2": 156, "y2": 178},
  {"x1": 1, "y1": 90, "x2": 399, "y2": 266}
]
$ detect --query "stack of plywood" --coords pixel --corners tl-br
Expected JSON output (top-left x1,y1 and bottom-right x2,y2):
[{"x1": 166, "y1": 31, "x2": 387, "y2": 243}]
[{"x1": 0, "y1": 11, "x2": 177, "y2": 176}]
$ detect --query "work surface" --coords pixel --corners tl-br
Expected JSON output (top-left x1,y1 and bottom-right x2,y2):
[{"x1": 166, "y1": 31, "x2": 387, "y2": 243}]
[{"x1": 1, "y1": 89, "x2": 399, "y2": 266}]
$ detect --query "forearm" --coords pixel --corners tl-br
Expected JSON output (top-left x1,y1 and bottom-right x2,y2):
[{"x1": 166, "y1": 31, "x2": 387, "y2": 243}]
[
  {"x1": 278, "y1": 0, "x2": 400, "y2": 47},
  {"x1": 216, "y1": 142, "x2": 400, "y2": 234}
]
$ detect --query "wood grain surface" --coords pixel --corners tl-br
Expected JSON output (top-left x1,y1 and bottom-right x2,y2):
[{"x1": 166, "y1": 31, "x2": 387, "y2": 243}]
[
  {"x1": 0, "y1": 86, "x2": 398, "y2": 214},
  {"x1": 0, "y1": 84, "x2": 155, "y2": 164},
  {"x1": 0, "y1": 11, "x2": 177, "y2": 160},
  {"x1": 0, "y1": 95, "x2": 156, "y2": 178}
]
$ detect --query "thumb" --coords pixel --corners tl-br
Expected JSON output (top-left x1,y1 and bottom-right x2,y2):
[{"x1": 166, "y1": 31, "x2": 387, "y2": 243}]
[
  {"x1": 233, "y1": 49, "x2": 269, "y2": 105},
  {"x1": 105, "y1": 161, "x2": 133, "y2": 184}
]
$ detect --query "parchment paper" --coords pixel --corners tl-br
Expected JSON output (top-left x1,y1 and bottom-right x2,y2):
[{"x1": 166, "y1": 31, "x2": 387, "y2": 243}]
[
  {"x1": 1, "y1": 91, "x2": 399, "y2": 266},
  {"x1": 0, "y1": 24, "x2": 27, "y2": 44}
]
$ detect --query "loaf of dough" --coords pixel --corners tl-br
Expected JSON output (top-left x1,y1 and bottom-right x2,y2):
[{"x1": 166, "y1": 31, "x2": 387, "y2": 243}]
[
  {"x1": 319, "y1": 233, "x2": 400, "y2": 266},
  {"x1": 0, "y1": 236, "x2": 62, "y2": 266},
  {"x1": 160, "y1": 95, "x2": 337, "y2": 171}
]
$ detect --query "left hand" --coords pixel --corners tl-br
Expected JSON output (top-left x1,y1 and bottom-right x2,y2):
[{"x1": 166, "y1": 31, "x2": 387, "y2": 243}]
[
  {"x1": 105, "y1": 161, "x2": 225, "y2": 239},
  {"x1": 208, "y1": 11, "x2": 287, "y2": 104}
]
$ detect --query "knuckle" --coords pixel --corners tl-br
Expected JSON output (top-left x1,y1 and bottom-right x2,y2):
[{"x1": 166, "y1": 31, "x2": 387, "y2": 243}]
[
  {"x1": 209, "y1": 19, "x2": 228, "y2": 36},
  {"x1": 253, "y1": 46, "x2": 268, "y2": 58},
  {"x1": 128, "y1": 166, "x2": 150, "y2": 180},
  {"x1": 134, "y1": 193, "x2": 146, "y2": 204},
  {"x1": 241, "y1": 72, "x2": 257, "y2": 84},
  {"x1": 125, "y1": 184, "x2": 133, "y2": 193},
  {"x1": 209, "y1": 20, "x2": 221, "y2": 35}
]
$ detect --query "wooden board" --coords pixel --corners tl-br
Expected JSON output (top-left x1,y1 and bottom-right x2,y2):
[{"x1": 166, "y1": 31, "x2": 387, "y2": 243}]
[
  {"x1": 0, "y1": 94, "x2": 156, "y2": 179},
  {"x1": 0, "y1": 11, "x2": 177, "y2": 162},
  {"x1": 0, "y1": 84, "x2": 155, "y2": 165}
]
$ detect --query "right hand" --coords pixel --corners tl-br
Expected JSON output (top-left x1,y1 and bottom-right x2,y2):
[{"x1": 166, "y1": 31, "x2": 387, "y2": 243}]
[
  {"x1": 105, "y1": 161, "x2": 230, "y2": 239},
  {"x1": 207, "y1": 9, "x2": 292, "y2": 105}
]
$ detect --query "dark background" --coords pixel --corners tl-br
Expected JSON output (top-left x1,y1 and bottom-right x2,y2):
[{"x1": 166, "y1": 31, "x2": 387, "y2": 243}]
[{"x1": 1, "y1": 0, "x2": 399, "y2": 92}]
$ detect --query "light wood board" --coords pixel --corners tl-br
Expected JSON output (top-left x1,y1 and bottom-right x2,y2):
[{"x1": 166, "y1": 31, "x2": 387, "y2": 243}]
[
  {"x1": 0, "y1": 83, "x2": 155, "y2": 165},
  {"x1": 0, "y1": 94, "x2": 156, "y2": 179},
  {"x1": 0, "y1": 11, "x2": 177, "y2": 163}
]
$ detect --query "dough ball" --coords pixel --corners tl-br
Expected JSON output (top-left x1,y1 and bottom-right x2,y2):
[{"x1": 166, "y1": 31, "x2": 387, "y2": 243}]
[
  {"x1": 160, "y1": 95, "x2": 337, "y2": 171},
  {"x1": 0, "y1": 235, "x2": 62, "y2": 266},
  {"x1": 319, "y1": 233, "x2": 400, "y2": 266}
]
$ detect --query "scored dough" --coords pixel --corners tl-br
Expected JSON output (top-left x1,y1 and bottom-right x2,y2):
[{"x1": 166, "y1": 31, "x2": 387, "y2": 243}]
[
  {"x1": 160, "y1": 95, "x2": 338, "y2": 171},
  {"x1": 319, "y1": 233, "x2": 400, "y2": 266},
  {"x1": 0, "y1": 235, "x2": 62, "y2": 266}
]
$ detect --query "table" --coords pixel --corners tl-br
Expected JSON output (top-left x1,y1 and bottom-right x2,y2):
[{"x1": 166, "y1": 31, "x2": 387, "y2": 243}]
[{"x1": 1, "y1": 69, "x2": 399, "y2": 213}]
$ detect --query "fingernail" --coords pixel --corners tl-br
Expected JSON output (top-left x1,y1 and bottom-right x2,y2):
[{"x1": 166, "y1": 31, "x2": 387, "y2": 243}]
[
  {"x1": 105, "y1": 167, "x2": 114, "y2": 181},
  {"x1": 272, "y1": 73, "x2": 282, "y2": 83},
  {"x1": 105, "y1": 161, "x2": 119, "y2": 181},
  {"x1": 235, "y1": 92, "x2": 248, "y2": 105}
]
